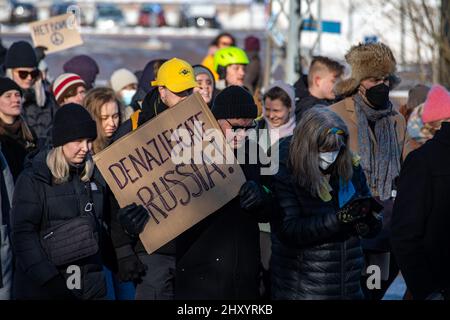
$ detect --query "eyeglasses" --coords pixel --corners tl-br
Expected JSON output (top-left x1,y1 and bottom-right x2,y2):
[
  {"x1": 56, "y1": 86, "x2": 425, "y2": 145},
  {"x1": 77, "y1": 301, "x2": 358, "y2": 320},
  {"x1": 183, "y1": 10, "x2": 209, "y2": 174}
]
[
  {"x1": 17, "y1": 69, "x2": 40, "y2": 80},
  {"x1": 226, "y1": 120, "x2": 256, "y2": 131}
]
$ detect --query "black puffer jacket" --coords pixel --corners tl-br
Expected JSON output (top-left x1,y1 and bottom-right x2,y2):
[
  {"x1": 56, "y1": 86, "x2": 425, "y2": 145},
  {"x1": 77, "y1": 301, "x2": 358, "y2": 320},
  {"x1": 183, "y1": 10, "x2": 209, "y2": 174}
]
[
  {"x1": 11, "y1": 149, "x2": 107, "y2": 300},
  {"x1": 22, "y1": 89, "x2": 57, "y2": 140},
  {"x1": 270, "y1": 137, "x2": 374, "y2": 300}
]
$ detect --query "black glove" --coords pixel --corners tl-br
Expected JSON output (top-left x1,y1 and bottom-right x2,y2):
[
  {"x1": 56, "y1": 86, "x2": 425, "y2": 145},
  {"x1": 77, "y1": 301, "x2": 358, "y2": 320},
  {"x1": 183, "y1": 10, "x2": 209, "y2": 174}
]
[
  {"x1": 118, "y1": 203, "x2": 149, "y2": 236},
  {"x1": 42, "y1": 275, "x2": 76, "y2": 300},
  {"x1": 239, "y1": 181, "x2": 268, "y2": 211},
  {"x1": 336, "y1": 197, "x2": 371, "y2": 224},
  {"x1": 117, "y1": 254, "x2": 147, "y2": 283},
  {"x1": 354, "y1": 212, "x2": 383, "y2": 238}
]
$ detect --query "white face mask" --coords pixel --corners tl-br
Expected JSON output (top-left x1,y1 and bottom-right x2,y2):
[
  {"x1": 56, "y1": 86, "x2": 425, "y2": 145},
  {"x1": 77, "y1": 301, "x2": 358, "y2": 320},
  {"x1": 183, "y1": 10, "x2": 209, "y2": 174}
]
[
  {"x1": 121, "y1": 89, "x2": 136, "y2": 106},
  {"x1": 319, "y1": 151, "x2": 340, "y2": 170}
]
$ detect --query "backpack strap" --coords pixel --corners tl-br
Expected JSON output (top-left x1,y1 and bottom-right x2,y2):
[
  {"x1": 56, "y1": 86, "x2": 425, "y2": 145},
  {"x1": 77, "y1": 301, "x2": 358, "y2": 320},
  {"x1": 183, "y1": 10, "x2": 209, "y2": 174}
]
[{"x1": 131, "y1": 110, "x2": 141, "y2": 131}]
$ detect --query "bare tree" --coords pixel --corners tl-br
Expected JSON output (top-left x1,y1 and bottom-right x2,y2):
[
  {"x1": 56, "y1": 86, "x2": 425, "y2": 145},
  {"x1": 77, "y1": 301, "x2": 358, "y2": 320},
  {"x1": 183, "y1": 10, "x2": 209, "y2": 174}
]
[{"x1": 374, "y1": 0, "x2": 450, "y2": 86}]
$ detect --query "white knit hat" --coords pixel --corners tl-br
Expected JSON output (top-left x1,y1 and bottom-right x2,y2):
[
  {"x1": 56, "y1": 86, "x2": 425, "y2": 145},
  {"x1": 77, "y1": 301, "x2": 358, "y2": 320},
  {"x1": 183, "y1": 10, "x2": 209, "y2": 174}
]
[
  {"x1": 52, "y1": 73, "x2": 85, "y2": 103},
  {"x1": 110, "y1": 68, "x2": 138, "y2": 93}
]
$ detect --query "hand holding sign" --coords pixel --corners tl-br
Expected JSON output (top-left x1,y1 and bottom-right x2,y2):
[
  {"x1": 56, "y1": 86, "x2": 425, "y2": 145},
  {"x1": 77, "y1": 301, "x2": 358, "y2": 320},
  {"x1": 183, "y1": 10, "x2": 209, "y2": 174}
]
[
  {"x1": 94, "y1": 93, "x2": 246, "y2": 254},
  {"x1": 118, "y1": 204, "x2": 149, "y2": 236}
]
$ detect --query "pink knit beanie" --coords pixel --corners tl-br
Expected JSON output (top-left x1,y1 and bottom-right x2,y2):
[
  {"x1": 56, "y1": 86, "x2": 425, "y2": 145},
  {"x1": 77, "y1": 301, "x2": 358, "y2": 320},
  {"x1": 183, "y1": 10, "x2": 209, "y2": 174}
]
[{"x1": 422, "y1": 85, "x2": 450, "y2": 123}]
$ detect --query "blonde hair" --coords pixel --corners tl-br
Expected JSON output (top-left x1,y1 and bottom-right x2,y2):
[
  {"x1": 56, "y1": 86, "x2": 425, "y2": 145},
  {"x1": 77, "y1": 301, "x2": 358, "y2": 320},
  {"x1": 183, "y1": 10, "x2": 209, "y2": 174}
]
[
  {"x1": 46, "y1": 146, "x2": 94, "y2": 184},
  {"x1": 84, "y1": 87, "x2": 122, "y2": 154},
  {"x1": 6, "y1": 69, "x2": 47, "y2": 107}
]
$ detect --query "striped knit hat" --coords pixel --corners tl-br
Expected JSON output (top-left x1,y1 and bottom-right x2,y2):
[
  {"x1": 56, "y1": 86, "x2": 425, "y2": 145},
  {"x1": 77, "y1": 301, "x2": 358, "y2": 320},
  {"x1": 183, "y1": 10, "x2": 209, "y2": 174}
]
[{"x1": 52, "y1": 73, "x2": 86, "y2": 104}]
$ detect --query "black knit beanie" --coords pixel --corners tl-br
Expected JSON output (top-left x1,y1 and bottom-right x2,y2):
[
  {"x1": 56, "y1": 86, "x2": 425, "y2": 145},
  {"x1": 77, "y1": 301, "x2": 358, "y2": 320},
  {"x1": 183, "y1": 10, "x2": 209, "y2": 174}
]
[
  {"x1": 52, "y1": 103, "x2": 97, "y2": 147},
  {"x1": 5, "y1": 41, "x2": 38, "y2": 69},
  {"x1": 211, "y1": 86, "x2": 257, "y2": 120},
  {"x1": 0, "y1": 77, "x2": 22, "y2": 96}
]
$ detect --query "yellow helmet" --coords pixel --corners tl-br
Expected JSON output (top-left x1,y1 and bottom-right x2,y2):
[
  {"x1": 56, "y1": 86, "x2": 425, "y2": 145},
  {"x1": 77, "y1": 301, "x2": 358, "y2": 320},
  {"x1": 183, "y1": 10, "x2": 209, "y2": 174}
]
[{"x1": 151, "y1": 58, "x2": 197, "y2": 93}]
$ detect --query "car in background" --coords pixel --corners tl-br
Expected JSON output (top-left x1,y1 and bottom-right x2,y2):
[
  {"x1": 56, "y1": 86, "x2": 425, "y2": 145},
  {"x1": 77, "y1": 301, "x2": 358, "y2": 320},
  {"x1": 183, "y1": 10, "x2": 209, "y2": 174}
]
[
  {"x1": 49, "y1": 1, "x2": 91, "y2": 26},
  {"x1": 138, "y1": 3, "x2": 166, "y2": 27},
  {"x1": 95, "y1": 3, "x2": 126, "y2": 29},
  {"x1": 0, "y1": 0, "x2": 13, "y2": 24},
  {"x1": 0, "y1": 0, "x2": 37, "y2": 24},
  {"x1": 179, "y1": 4, "x2": 221, "y2": 29}
]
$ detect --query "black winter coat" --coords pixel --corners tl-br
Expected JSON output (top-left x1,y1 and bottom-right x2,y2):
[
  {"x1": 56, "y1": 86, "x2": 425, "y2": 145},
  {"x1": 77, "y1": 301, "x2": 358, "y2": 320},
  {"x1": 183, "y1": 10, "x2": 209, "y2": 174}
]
[
  {"x1": 270, "y1": 137, "x2": 373, "y2": 300},
  {"x1": 175, "y1": 149, "x2": 271, "y2": 300},
  {"x1": 392, "y1": 122, "x2": 450, "y2": 299},
  {"x1": 22, "y1": 89, "x2": 57, "y2": 140},
  {"x1": 11, "y1": 150, "x2": 107, "y2": 300}
]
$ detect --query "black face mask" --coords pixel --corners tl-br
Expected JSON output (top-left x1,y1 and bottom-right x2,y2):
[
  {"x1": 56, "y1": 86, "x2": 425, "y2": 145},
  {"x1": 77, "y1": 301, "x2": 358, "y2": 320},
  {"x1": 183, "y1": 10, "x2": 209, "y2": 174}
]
[{"x1": 365, "y1": 83, "x2": 390, "y2": 110}]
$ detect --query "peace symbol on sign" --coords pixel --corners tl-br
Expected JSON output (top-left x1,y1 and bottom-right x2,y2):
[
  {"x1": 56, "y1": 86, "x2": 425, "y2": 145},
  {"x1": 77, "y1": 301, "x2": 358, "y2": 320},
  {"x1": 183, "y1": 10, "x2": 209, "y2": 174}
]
[{"x1": 51, "y1": 32, "x2": 64, "y2": 46}]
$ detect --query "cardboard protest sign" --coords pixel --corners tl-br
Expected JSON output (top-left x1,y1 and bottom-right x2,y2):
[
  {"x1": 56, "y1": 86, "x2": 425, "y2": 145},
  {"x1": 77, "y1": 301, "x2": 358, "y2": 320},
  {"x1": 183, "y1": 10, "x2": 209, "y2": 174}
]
[
  {"x1": 29, "y1": 14, "x2": 83, "y2": 53},
  {"x1": 94, "y1": 93, "x2": 246, "y2": 254}
]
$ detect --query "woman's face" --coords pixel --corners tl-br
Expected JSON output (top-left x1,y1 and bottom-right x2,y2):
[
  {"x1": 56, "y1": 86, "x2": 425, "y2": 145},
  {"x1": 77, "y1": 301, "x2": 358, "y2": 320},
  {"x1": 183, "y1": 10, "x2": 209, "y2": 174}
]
[
  {"x1": 100, "y1": 100, "x2": 120, "y2": 138},
  {"x1": 0, "y1": 90, "x2": 22, "y2": 119},
  {"x1": 62, "y1": 139, "x2": 92, "y2": 165},
  {"x1": 193, "y1": 73, "x2": 213, "y2": 104},
  {"x1": 12, "y1": 67, "x2": 39, "y2": 90},
  {"x1": 264, "y1": 98, "x2": 290, "y2": 127}
]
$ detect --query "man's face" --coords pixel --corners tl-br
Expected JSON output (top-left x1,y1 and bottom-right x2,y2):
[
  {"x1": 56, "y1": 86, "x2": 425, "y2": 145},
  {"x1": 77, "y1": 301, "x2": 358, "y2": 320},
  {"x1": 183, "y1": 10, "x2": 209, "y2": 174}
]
[
  {"x1": 63, "y1": 85, "x2": 86, "y2": 106},
  {"x1": 225, "y1": 64, "x2": 246, "y2": 86},
  {"x1": 159, "y1": 87, "x2": 192, "y2": 108},
  {"x1": 317, "y1": 72, "x2": 339, "y2": 100},
  {"x1": 218, "y1": 118, "x2": 254, "y2": 149}
]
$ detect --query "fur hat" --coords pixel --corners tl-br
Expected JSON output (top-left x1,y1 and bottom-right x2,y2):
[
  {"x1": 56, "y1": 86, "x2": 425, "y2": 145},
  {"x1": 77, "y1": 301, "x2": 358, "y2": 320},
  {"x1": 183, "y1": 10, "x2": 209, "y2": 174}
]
[{"x1": 334, "y1": 42, "x2": 397, "y2": 97}]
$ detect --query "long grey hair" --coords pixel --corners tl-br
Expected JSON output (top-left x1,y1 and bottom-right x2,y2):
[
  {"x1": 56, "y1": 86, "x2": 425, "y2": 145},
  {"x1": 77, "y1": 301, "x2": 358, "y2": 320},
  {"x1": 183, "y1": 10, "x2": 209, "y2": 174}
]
[{"x1": 289, "y1": 106, "x2": 353, "y2": 197}]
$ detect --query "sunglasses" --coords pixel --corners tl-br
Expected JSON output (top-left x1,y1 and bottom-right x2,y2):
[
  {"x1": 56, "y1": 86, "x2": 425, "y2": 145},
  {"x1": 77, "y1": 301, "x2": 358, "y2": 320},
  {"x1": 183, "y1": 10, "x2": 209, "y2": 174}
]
[
  {"x1": 17, "y1": 69, "x2": 40, "y2": 80},
  {"x1": 226, "y1": 120, "x2": 256, "y2": 131}
]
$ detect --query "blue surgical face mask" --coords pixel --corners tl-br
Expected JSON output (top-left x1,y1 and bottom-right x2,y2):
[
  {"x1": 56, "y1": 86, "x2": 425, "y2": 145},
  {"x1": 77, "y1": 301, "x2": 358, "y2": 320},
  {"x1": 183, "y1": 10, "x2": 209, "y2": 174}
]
[
  {"x1": 319, "y1": 151, "x2": 340, "y2": 170},
  {"x1": 121, "y1": 89, "x2": 136, "y2": 106}
]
